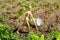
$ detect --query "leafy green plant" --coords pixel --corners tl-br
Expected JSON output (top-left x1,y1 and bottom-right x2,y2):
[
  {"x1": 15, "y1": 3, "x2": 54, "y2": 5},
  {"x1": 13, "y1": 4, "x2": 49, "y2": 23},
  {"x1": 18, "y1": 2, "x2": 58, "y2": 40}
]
[
  {"x1": 56, "y1": 33, "x2": 60, "y2": 40},
  {"x1": 54, "y1": 2, "x2": 60, "y2": 8},
  {"x1": 47, "y1": 31, "x2": 60, "y2": 40},
  {"x1": 21, "y1": 6, "x2": 29, "y2": 14},
  {"x1": 40, "y1": 34, "x2": 44, "y2": 40},
  {"x1": 0, "y1": 3, "x2": 7, "y2": 10},
  {"x1": 26, "y1": 32, "x2": 44, "y2": 40},
  {"x1": 0, "y1": 24, "x2": 19, "y2": 40},
  {"x1": 0, "y1": 15, "x2": 8, "y2": 21},
  {"x1": 44, "y1": 2, "x2": 50, "y2": 7},
  {"x1": 15, "y1": 10, "x2": 21, "y2": 17},
  {"x1": 26, "y1": 32, "x2": 39, "y2": 40},
  {"x1": 31, "y1": 1, "x2": 37, "y2": 7},
  {"x1": 51, "y1": 2, "x2": 60, "y2": 12}
]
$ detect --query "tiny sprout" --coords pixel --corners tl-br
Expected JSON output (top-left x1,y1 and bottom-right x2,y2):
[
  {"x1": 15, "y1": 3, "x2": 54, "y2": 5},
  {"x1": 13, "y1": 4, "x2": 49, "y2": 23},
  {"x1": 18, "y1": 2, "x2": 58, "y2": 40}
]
[
  {"x1": 51, "y1": 7, "x2": 55, "y2": 11},
  {"x1": 31, "y1": 2, "x2": 37, "y2": 7},
  {"x1": 44, "y1": 2, "x2": 49, "y2": 7}
]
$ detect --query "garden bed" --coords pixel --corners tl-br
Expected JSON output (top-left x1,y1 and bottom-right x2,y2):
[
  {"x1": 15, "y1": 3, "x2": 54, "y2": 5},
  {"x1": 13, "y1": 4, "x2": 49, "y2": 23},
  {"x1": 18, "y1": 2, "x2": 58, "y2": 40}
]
[{"x1": 0, "y1": 0, "x2": 60, "y2": 40}]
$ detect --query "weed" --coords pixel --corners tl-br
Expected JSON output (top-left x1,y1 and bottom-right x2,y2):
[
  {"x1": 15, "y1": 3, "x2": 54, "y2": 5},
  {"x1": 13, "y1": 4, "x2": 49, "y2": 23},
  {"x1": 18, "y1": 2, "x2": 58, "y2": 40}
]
[
  {"x1": 31, "y1": 2, "x2": 37, "y2": 7},
  {"x1": 47, "y1": 31, "x2": 60, "y2": 40},
  {"x1": 15, "y1": 11, "x2": 21, "y2": 17},
  {"x1": 0, "y1": 24, "x2": 19, "y2": 40},
  {"x1": 0, "y1": 3, "x2": 7, "y2": 10},
  {"x1": 51, "y1": 2, "x2": 60, "y2": 12},
  {"x1": 0, "y1": 15, "x2": 8, "y2": 21},
  {"x1": 44, "y1": 2, "x2": 50, "y2": 7},
  {"x1": 26, "y1": 32, "x2": 44, "y2": 40},
  {"x1": 22, "y1": 6, "x2": 29, "y2": 14},
  {"x1": 40, "y1": 34, "x2": 44, "y2": 40}
]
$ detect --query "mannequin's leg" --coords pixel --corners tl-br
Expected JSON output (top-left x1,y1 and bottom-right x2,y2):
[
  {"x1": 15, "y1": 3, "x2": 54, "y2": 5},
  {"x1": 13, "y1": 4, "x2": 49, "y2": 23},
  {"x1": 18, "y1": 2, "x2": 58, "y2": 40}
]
[
  {"x1": 26, "y1": 17, "x2": 30, "y2": 30},
  {"x1": 30, "y1": 14, "x2": 38, "y2": 30}
]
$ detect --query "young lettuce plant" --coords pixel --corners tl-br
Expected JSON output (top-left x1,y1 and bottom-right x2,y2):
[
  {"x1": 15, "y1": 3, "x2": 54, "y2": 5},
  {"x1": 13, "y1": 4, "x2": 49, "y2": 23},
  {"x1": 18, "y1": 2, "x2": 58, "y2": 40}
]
[
  {"x1": 47, "y1": 31, "x2": 60, "y2": 40},
  {"x1": 0, "y1": 24, "x2": 19, "y2": 40},
  {"x1": 26, "y1": 32, "x2": 44, "y2": 40}
]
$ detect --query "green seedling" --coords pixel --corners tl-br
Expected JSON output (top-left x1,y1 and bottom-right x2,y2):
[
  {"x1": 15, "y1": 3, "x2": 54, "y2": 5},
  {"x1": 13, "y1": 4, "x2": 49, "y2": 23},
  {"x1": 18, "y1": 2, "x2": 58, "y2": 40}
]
[
  {"x1": 0, "y1": 24, "x2": 19, "y2": 40},
  {"x1": 40, "y1": 34, "x2": 44, "y2": 40},
  {"x1": 56, "y1": 33, "x2": 60, "y2": 40},
  {"x1": 26, "y1": 32, "x2": 44, "y2": 40},
  {"x1": 22, "y1": 6, "x2": 29, "y2": 14},
  {"x1": 26, "y1": 32, "x2": 39, "y2": 40},
  {"x1": 51, "y1": 6, "x2": 58, "y2": 12},
  {"x1": 51, "y1": 2, "x2": 60, "y2": 12},
  {"x1": 20, "y1": 0, "x2": 26, "y2": 4},
  {"x1": 31, "y1": 2, "x2": 37, "y2": 7},
  {"x1": 47, "y1": 31, "x2": 60, "y2": 40},
  {"x1": 0, "y1": 15, "x2": 8, "y2": 21},
  {"x1": 44, "y1": 2, "x2": 49, "y2": 7},
  {"x1": 15, "y1": 10, "x2": 21, "y2": 17},
  {"x1": 51, "y1": 6, "x2": 56, "y2": 12},
  {"x1": 0, "y1": 3, "x2": 7, "y2": 10},
  {"x1": 54, "y1": 2, "x2": 60, "y2": 9}
]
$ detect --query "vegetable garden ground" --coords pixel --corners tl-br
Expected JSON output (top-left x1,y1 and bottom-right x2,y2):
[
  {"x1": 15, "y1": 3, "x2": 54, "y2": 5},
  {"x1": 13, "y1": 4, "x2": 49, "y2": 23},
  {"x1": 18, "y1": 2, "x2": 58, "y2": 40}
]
[{"x1": 0, "y1": 0, "x2": 60, "y2": 40}]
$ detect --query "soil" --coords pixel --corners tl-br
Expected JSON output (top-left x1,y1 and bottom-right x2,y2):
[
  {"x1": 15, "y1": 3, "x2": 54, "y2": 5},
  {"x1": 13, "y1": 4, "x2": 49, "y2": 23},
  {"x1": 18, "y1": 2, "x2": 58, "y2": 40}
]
[{"x1": 0, "y1": 0, "x2": 60, "y2": 39}]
